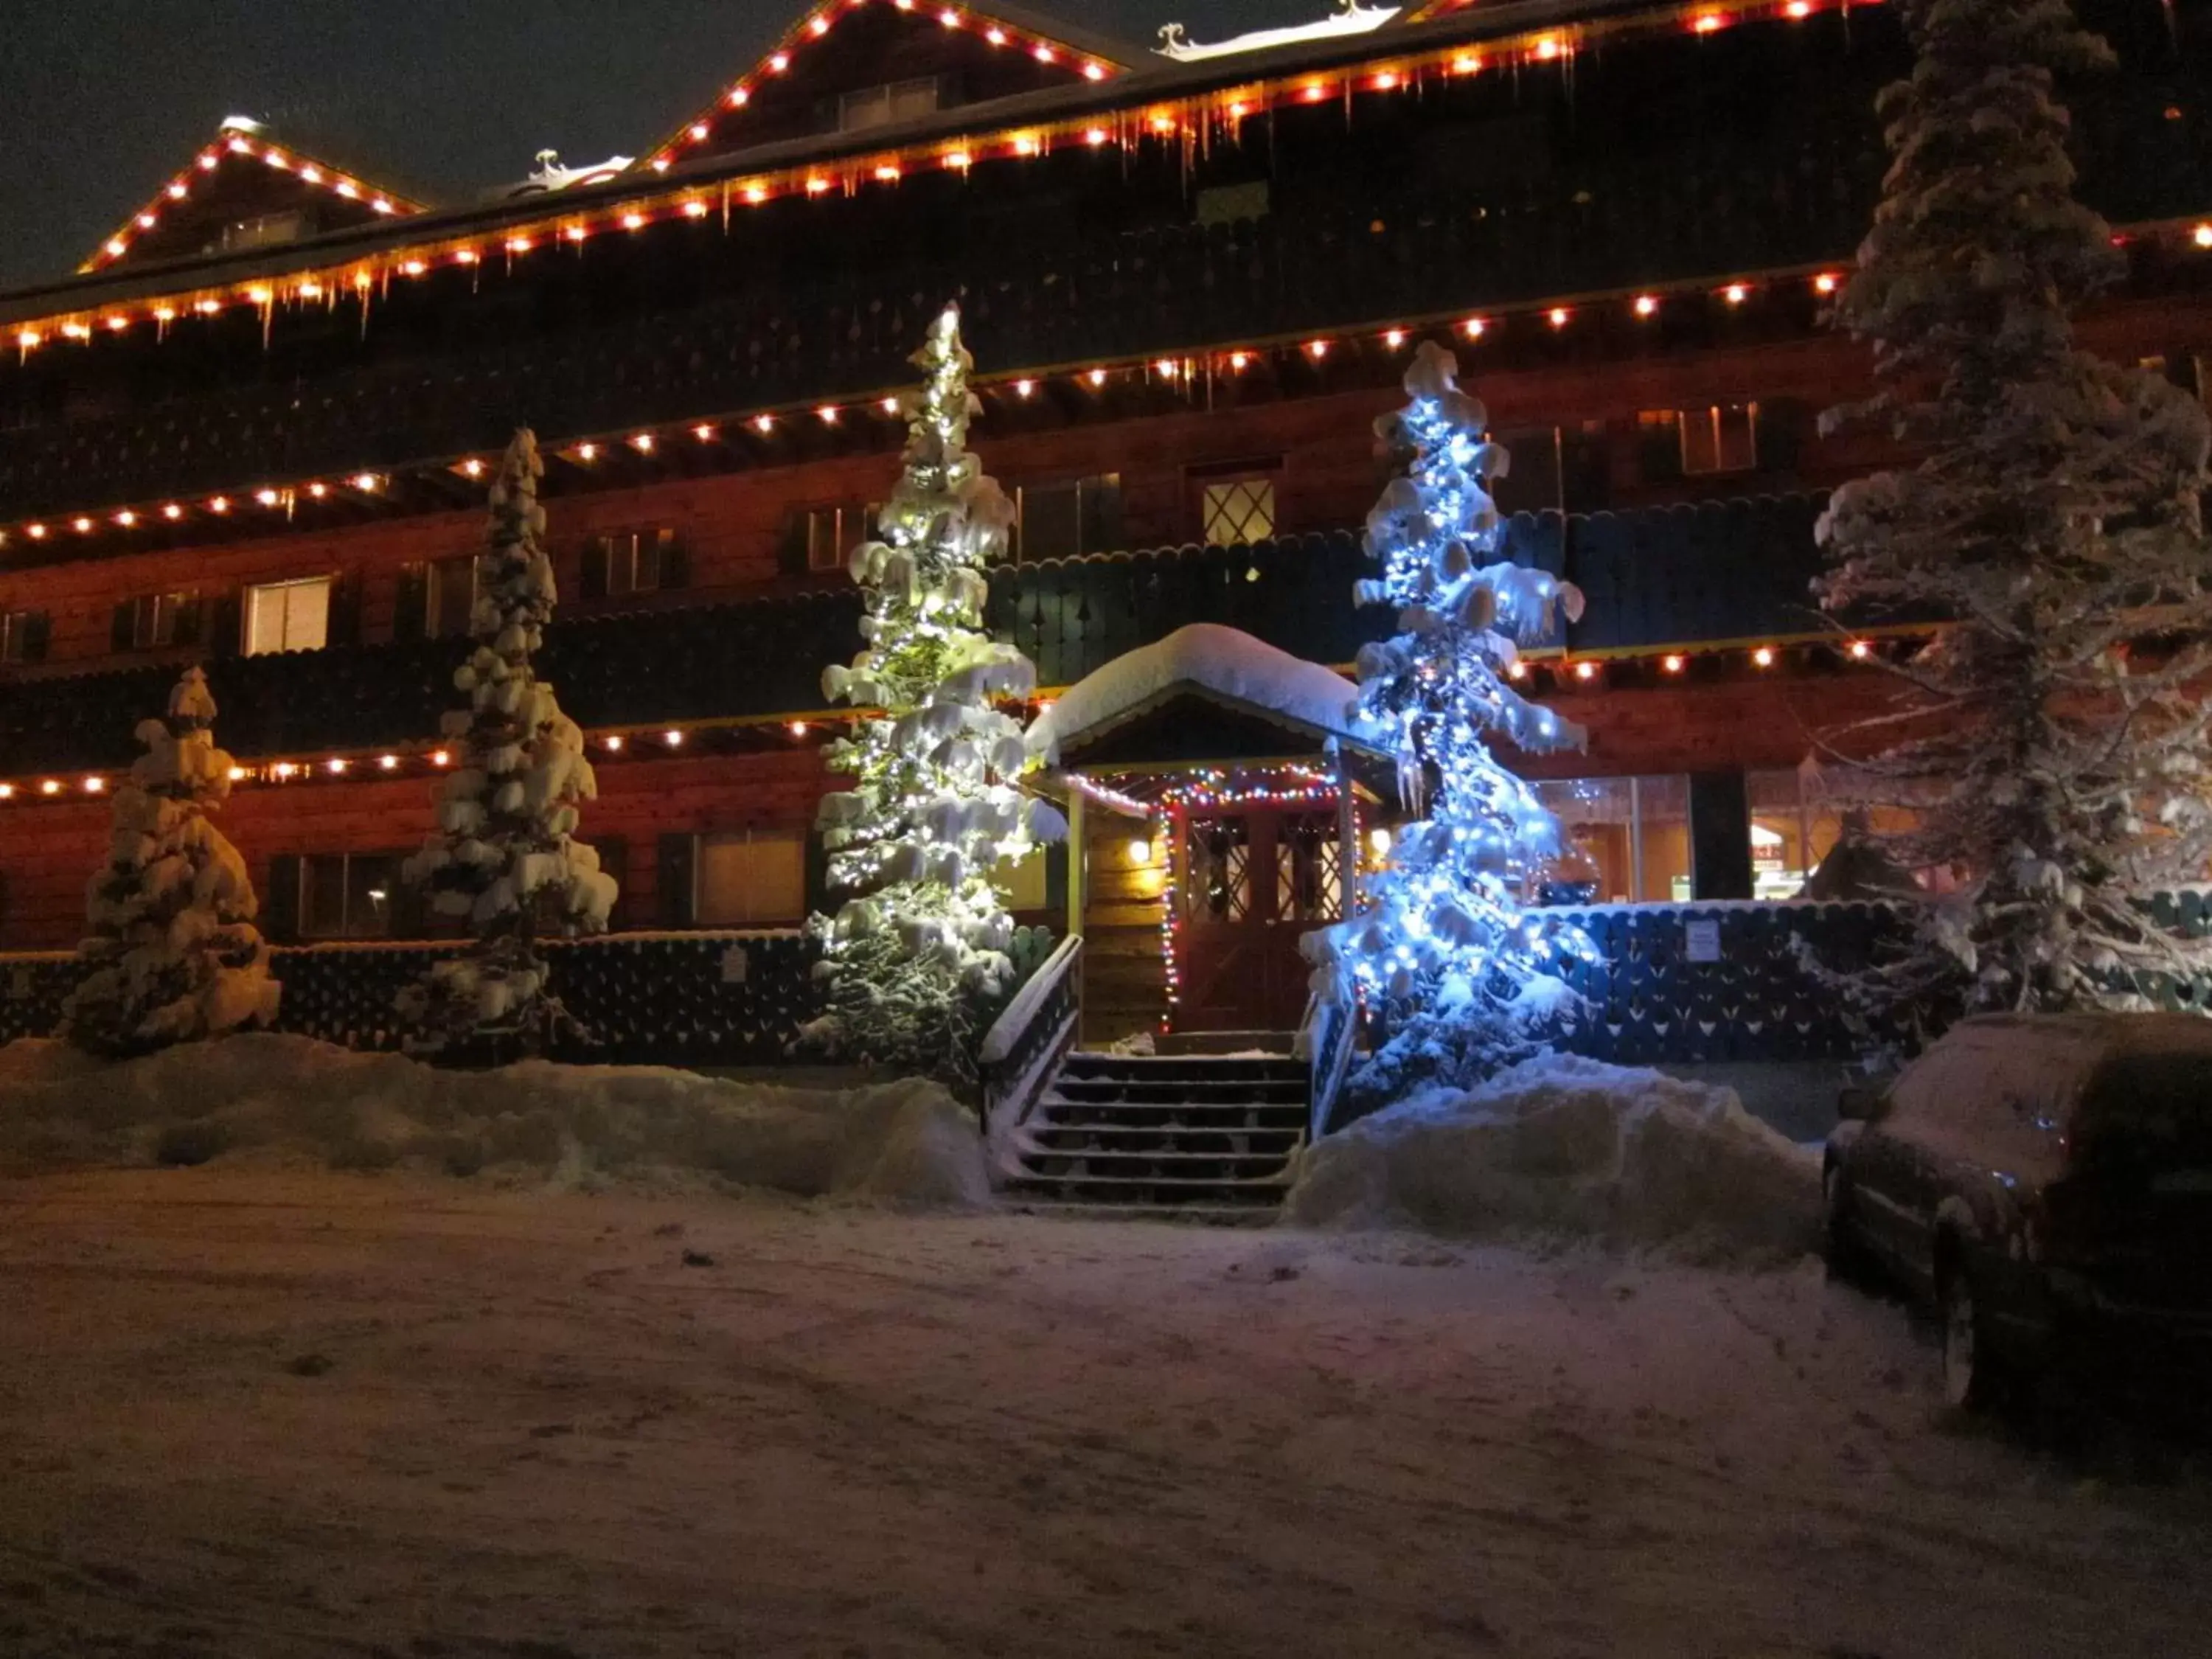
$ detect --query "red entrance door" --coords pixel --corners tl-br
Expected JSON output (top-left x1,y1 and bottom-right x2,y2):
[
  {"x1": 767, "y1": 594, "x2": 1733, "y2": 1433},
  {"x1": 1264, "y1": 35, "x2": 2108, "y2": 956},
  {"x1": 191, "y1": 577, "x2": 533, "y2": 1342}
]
[{"x1": 1174, "y1": 808, "x2": 1342, "y2": 1032}]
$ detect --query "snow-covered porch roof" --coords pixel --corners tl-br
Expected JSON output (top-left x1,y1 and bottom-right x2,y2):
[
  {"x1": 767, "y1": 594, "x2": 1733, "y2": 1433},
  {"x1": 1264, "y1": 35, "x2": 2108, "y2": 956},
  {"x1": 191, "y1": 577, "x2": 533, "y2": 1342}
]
[{"x1": 1024, "y1": 624, "x2": 1388, "y2": 811}]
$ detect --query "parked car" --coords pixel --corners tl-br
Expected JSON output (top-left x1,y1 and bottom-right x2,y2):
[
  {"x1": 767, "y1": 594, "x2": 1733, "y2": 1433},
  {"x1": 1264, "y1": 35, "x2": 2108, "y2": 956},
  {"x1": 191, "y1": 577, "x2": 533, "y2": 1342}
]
[{"x1": 1823, "y1": 1012, "x2": 2212, "y2": 1409}]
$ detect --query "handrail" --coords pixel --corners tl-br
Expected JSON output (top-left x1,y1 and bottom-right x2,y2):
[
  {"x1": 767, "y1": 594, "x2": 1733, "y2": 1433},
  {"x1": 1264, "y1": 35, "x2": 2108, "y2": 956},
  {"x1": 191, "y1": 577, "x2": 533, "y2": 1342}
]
[
  {"x1": 1300, "y1": 987, "x2": 1361, "y2": 1144},
  {"x1": 978, "y1": 933, "x2": 1085, "y2": 1147}
]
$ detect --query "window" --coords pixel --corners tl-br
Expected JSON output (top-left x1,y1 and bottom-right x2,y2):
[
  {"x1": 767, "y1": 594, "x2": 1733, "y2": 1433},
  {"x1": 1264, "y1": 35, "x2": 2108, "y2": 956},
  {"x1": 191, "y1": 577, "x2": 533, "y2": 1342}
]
[
  {"x1": 0, "y1": 610, "x2": 47, "y2": 665},
  {"x1": 801, "y1": 504, "x2": 875, "y2": 574},
  {"x1": 1196, "y1": 181, "x2": 1270, "y2": 226},
  {"x1": 1531, "y1": 776, "x2": 1693, "y2": 905},
  {"x1": 116, "y1": 592, "x2": 197, "y2": 652},
  {"x1": 697, "y1": 831, "x2": 807, "y2": 927},
  {"x1": 299, "y1": 852, "x2": 400, "y2": 939},
  {"x1": 1491, "y1": 427, "x2": 1564, "y2": 516},
  {"x1": 1015, "y1": 476, "x2": 1121, "y2": 561},
  {"x1": 428, "y1": 554, "x2": 480, "y2": 639},
  {"x1": 839, "y1": 77, "x2": 941, "y2": 133},
  {"x1": 585, "y1": 528, "x2": 676, "y2": 598},
  {"x1": 991, "y1": 851, "x2": 1050, "y2": 912},
  {"x1": 213, "y1": 211, "x2": 305, "y2": 254},
  {"x1": 1750, "y1": 766, "x2": 1938, "y2": 901},
  {"x1": 1643, "y1": 404, "x2": 1759, "y2": 477},
  {"x1": 1183, "y1": 818, "x2": 1252, "y2": 921},
  {"x1": 1197, "y1": 476, "x2": 1278, "y2": 546},
  {"x1": 243, "y1": 576, "x2": 331, "y2": 656},
  {"x1": 1276, "y1": 814, "x2": 1341, "y2": 922}
]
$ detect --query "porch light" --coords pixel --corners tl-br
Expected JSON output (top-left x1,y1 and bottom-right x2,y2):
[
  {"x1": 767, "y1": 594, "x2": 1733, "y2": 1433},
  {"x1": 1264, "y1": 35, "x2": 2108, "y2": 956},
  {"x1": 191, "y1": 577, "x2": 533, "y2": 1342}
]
[
  {"x1": 1368, "y1": 827, "x2": 1393, "y2": 856},
  {"x1": 1128, "y1": 838, "x2": 1154, "y2": 866}
]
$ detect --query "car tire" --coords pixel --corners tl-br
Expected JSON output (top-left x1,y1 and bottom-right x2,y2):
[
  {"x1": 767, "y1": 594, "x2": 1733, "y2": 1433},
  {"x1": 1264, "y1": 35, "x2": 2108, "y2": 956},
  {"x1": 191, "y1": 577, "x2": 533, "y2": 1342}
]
[
  {"x1": 1822, "y1": 1164, "x2": 1871, "y2": 1282},
  {"x1": 1938, "y1": 1260, "x2": 2003, "y2": 1412}
]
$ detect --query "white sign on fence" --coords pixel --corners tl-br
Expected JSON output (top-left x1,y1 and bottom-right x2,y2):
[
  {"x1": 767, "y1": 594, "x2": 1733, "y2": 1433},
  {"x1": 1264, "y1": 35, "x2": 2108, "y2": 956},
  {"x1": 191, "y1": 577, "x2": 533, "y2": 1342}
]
[{"x1": 1684, "y1": 919, "x2": 1722, "y2": 964}]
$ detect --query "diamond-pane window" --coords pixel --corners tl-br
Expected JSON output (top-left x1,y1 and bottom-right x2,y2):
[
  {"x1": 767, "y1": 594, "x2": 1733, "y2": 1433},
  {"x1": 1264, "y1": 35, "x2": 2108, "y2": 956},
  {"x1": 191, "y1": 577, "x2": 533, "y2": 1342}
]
[
  {"x1": 1200, "y1": 477, "x2": 1277, "y2": 546},
  {"x1": 1184, "y1": 818, "x2": 1251, "y2": 921},
  {"x1": 1276, "y1": 814, "x2": 1340, "y2": 922}
]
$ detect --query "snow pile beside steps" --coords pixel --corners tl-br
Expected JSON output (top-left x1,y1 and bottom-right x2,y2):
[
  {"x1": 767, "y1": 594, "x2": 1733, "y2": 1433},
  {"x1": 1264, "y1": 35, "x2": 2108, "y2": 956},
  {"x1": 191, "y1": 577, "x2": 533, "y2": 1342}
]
[
  {"x1": 1284, "y1": 1053, "x2": 1820, "y2": 1264},
  {"x1": 0, "y1": 1034, "x2": 989, "y2": 1208}
]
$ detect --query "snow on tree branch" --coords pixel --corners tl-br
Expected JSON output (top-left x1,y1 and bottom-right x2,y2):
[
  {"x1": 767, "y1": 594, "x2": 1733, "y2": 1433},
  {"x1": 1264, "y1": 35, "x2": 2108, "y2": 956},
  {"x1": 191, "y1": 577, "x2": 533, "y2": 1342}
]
[
  {"x1": 1309, "y1": 340, "x2": 1596, "y2": 1096},
  {"x1": 60, "y1": 666, "x2": 282, "y2": 1056},
  {"x1": 400, "y1": 428, "x2": 619, "y2": 1050}
]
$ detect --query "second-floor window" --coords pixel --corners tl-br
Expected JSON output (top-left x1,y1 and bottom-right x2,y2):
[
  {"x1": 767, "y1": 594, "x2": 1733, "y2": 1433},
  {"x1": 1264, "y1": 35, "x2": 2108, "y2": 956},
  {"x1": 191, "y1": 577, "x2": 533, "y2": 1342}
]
[
  {"x1": 428, "y1": 554, "x2": 480, "y2": 638},
  {"x1": 582, "y1": 529, "x2": 681, "y2": 599},
  {"x1": 839, "y1": 77, "x2": 940, "y2": 133},
  {"x1": 1641, "y1": 404, "x2": 1759, "y2": 478},
  {"x1": 243, "y1": 576, "x2": 331, "y2": 656},
  {"x1": 299, "y1": 852, "x2": 401, "y2": 939},
  {"x1": 0, "y1": 609, "x2": 49, "y2": 665},
  {"x1": 695, "y1": 831, "x2": 807, "y2": 928},
  {"x1": 801, "y1": 504, "x2": 875, "y2": 574},
  {"x1": 114, "y1": 592, "x2": 199, "y2": 653},
  {"x1": 1197, "y1": 475, "x2": 1278, "y2": 546},
  {"x1": 1015, "y1": 475, "x2": 1121, "y2": 562}
]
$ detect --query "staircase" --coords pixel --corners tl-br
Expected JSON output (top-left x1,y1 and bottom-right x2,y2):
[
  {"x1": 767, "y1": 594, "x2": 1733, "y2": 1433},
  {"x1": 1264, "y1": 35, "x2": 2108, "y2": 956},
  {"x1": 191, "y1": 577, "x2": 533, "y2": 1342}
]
[{"x1": 1002, "y1": 1051, "x2": 1310, "y2": 1221}]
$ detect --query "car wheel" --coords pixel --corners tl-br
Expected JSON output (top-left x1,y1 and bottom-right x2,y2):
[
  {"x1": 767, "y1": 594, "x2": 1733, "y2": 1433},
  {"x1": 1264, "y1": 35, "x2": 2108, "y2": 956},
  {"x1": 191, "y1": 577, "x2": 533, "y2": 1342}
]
[
  {"x1": 1939, "y1": 1263, "x2": 2001, "y2": 1411},
  {"x1": 1822, "y1": 1164, "x2": 1870, "y2": 1280}
]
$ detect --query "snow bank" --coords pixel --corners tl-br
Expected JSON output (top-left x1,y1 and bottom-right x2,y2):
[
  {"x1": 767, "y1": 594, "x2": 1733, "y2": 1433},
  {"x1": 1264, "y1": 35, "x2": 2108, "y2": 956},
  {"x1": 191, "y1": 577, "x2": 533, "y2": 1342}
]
[
  {"x1": 0, "y1": 1034, "x2": 989, "y2": 1208},
  {"x1": 1027, "y1": 624, "x2": 1363, "y2": 761},
  {"x1": 1284, "y1": 1054, "x2": 1820, "y2": 1264}
]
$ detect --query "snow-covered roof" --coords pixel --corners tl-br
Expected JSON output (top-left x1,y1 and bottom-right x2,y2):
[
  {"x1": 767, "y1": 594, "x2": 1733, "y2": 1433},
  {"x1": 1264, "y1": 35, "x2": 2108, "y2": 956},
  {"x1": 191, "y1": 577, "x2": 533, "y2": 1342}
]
[
  {"x1": 1027, "y1": 624, "x2": 1366, "y2": 763},
  {"x1": 1155, "y1": 3, "x2": 1402, "y2": 63}
]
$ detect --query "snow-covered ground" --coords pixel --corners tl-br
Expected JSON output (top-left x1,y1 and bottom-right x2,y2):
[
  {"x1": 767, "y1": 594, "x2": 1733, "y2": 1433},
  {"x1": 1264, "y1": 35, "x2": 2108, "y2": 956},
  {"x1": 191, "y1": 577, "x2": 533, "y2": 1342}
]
[
  {"x1": 0, "y1": 1034, "x2": 988, "y2": 1208},
  {"x1": 1287, "y1": 1055, "x2": 1821, "y2": 1265},
  {"x1": 1, "y1": 1169, "x2": 2208, "y2": 1658}
]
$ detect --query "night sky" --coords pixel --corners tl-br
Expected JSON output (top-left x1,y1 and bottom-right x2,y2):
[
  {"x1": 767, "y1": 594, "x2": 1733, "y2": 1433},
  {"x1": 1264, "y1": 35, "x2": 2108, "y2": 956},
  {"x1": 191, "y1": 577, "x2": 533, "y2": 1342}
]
[{"x1": 0, "y1": 1, "x2": 1310, "y2": 293}]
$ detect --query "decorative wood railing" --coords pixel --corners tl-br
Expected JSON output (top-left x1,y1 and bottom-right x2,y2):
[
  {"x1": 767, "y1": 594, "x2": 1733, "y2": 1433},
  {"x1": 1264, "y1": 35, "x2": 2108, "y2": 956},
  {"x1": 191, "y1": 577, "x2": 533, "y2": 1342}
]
[
  {"x1": 0, "y1": 496, "x2": 1842, "y2": 777},
  {"x1": 1299, "y1": 990, "x2": 1362, "y2": 1145},
  {"x1": 978, "y1": 933, "x2": 1084, "y2": 1147}
]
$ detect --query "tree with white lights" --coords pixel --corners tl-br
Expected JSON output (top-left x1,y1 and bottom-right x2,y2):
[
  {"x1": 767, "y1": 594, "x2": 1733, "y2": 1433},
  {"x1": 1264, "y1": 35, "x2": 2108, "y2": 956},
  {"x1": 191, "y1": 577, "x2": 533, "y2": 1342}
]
[
  {"x1": 1817, "y1": 0, "x2": 2212, "y2": 1017},
  {"x1": 400, "y1": 428, "x2": 619, "y2": 1051},
  {"x1": 61, "y1": 666, "x2": 282, "y2": 1057},
  {"x1": 1309, "y1": 341, "x2": 1593, "y2": 1094},
  {"x1": 808, "y1": 305, "x2": 1058, "y2": 1083}
]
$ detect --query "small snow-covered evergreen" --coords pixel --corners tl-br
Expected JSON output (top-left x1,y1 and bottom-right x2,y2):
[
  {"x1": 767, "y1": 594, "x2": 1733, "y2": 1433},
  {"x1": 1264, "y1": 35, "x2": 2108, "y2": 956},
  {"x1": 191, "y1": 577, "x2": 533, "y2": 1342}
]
[
  {"x1": 1818, "y1": 0, "x2": 2212, "y2": 1015},
  {"x1": 1310, "y1": 341, "x2": 1593, "y2": 1095},
  {"x1": 60, "y1": 667, "x2": 281, "y2": 1056},
  {"x1": 400, "y1": 428, "x2": 618, "y2": 1049},
  {"x1": 807, "y1": 306, "x2": 1058, "y2": 1082}
]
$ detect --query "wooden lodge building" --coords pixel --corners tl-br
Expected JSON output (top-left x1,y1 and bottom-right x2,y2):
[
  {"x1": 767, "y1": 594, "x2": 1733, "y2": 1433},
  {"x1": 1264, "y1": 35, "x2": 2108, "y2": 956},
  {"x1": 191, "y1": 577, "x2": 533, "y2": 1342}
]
[{"x1": 2, "y1": 0, "x2": 2210, "y2": 1046}]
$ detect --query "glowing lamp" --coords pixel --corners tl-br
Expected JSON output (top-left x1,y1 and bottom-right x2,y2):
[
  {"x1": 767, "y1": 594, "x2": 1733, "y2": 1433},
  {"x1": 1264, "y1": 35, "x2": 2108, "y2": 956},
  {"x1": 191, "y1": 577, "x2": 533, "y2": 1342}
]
[
  {"x1": 1848, "y1": 640, "x2": 1874, "y2": 660},
  {"x1": 1547, "y1": 307, "x2": 1569, "y2": 328},
  {"x1": 1013, "y1": 379, "x2": 1035, "y2": 397},
  {"x1": 507, "y1": 236, "x2": 533, "y2": 253},
  {"x1": 1753, "y1": 646, "x2": 1776, "y2": 668},
  {"x1": 939, "y1": 7, "x2": 959, "y2": 24},
  {"x1": 1385, "y1": 330, "x2": 1406, "y2": 349},
  {"x1": 789, "y1": 721, "x2": 810, "y2": 737},
  {"x1": 309, "y1": 484, "x2": 329, "y2": 498},
  {"x1": 1374, "y1": 72, "x2": 1399, "y2": 90},
  {"x1": 246, "y1": 286, "x2": 272, "y2": 305},
  {"x1": 431, "y1": 751, "x2": 452, "y2": 767},
  {"x1": 1787, "y1": 1, "x2": 1812, "y2": 15},
  {"x1": 818, "y1": 404, "x2": 841, "y2": 422},
  {"x1": 162, "y1": 504, "x2": 183, "y2": 521},
  {"x1": 371, "y1": 199, "x2": 395, "y2": 215},
  {"x1": 622, "y1": 212, "x2": 647, "y2": 230},
  {"x1": 403, "y1": 259, "x2": 428, "y2": 276},
  {"x1": 605, "y1": 735, "x2": 625, "y2": 752},
  {"x1": 769, "y1": 52, "x2": 790, "y2": 71},
  {"x1": 114, "y1": 510, "x2": 137, "y2": 528},
  {"x1": 378, "y1": 755, "x2": 400, "y2": 771},
  {"x1": 694, "y1": 424, "x2": 716, "y2": 442},
  {"x1": 1454, "y1": 54, "x2": 1480, "y2": 72},
  {"x1": 1465, "y1": 317, "x2": 1488, "y2": 338},
  {"x1": 631, "y1": 433, "x2": 655, "y2": 452},
  {"x1": 987, "y1": 27, "x2": 1006, "y2": 45},
  {"x1": 1307, "y1": 339, "x2": 1329, "y2": 358},
  {"x1": 577, "y1": 442, "x2": 598, "y2": 461},
  {"x1": 689, "y1": 123, "x2": 709, "y2": 142},
  {"x1": 945, "y1": 150, "x2": 973, "y2": 170},
  {"x1": 72, "y1": 517, "x2": 93, "y2": 533},
  {"x1": 1085, "y1": 128, "x2": 1108, "y2": 146},
  {"x1": 327, "y1": 758, "x2": 349, "y2": 775},
  {"x1": 806, "y1": 177, "x2": 831, "y2": 195},
  {"x1": 272, "y1": 764, "x2": 297, "y2": 780},
  {"x1": 84, "y1": 777, "x2": 105, "y2": 793},
  {"x1": 1034, "y1": 44, "x2": 1054, "y2": 61},
  {"x1": 1084, "y1": 63, "x2": 1105, "y2": 80},
  {"x1": 227, "y1": 768, "x2": 247, "y2": 783},
  {"x1": 1573, "y1": 661, "x2": 1598, "y2": 681},
  {"x1": 2196, "y1": 224, "x2": 2212, "y2": 250},
  {"x1": 105, "y1": 238, "x2": 128, "y2": 257},
  {"x1": 168, "y1": 182, "x2": 188, "y2": 199},
  {"x1": 1723, "y1": 282, "x2": 1748, "y2": 305},
  {"x1": 683, "y1": 198, "x2": 710, "y2": 218},
  {"x1": 874, "y1": 164, "x2": 901, "y2": 182},
  {"x1": 1087, "y1": 368, "x2": 1107, "y2": 388},
  {"x1": 40, "y1": 781, "x2": 60, "y2": 796},
  {"x1": 1535, "y1": 36, "x2": 1560, "y2": 59},
  {"x1": 664, "y1": 731, "x2": 685, "y2": 748},
  {"x1": 352, "y1": 473, "x2": 378, "y2": 492},
  {"x1": 462, "y1": 459, "x2": 484, "y2": 478},
  {"x1": 880, "y1": 397, "x2": 900, "y2": 414},
  {"x1": 1128, "y1": 837, "x2": 1154, "y2": 866},
  {"x1": 729, "y1": 87, "x2": 751, "y2": 106},
  {"x1": 26, "y1": 524, "x2": 46, "y2": 540},
  {"x1": 209, "y1": 498, "x2": 230, "y2": 514},
  {"x1": 1814, "y1": 272, "x2": 1839, "y2": 294},
  {"x1": 0, "y1": 785, "x2": 13, "y2": 800},
  {"x1": 754, "y1": 414, "x2": 776, "y2": 433},
  {"x1": 810, "y1": 15, "x2": 830, "y2": 34},
  {"x1": 1634, "y1": 294, "x2": 1658, "y2": 317},
  {"x1": 1693, "y1": 13, "x2": 1724, "y2": 34},
  {"x1": 1368, "y1": 827, "x2": 1394, "y2": 856}
]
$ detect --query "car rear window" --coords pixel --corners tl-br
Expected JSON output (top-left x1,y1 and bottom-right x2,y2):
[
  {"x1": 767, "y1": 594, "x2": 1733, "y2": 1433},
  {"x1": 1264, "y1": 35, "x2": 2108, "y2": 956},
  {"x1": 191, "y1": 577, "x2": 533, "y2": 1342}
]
[{"x1": 2073, "y1": 1054, "x2": 2212, "y2": 1172}]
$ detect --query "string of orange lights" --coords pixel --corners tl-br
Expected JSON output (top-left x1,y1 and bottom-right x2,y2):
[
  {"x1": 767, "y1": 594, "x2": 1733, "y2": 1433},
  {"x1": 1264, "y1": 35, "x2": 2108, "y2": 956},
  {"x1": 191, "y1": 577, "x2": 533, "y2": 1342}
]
[{"x1": 13, "y1": 0, "x2": 1895, "y2": 354}]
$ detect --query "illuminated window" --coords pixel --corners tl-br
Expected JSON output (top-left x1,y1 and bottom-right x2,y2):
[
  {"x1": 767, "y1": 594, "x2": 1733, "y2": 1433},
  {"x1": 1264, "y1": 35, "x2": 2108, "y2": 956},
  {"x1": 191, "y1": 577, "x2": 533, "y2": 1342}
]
[
  {"x1": 1015, "y1": 475, "x2": 1121, "y2": 561},
  {"x1": 1532, "y1": 776, "x2": 1693, "y2": 905},
  {"x1": 1642, "y1": 404, "x2": 1759, "y2": 477},
  {"x1": 697, "y1": 831, "x2": 807, "y2": 926},
  {"x1": 243, "y1": 576, "x2": 331, "y2": 655},
  {"x1": 1197, "y1": 476, "x2": 1277, "y2": 546},
  {"x1": 212, "y1": 210, "x2": 306, "y2": 255},
  {"x1": 839, "y1": 77, "x2": 942, "y2": 133},
  {"x1": 1275, "y1": 814, "x2": 1341, "y2": 922},
  {"x1": 991, "y1": 851, "x2": 1050, "y2": 911},
  {"x1": 299, "y1": 852, "x2": 400, "y2": 939},
  {"x1": 1751, "y1": 767, "x2": 1937, "y2": 900}
]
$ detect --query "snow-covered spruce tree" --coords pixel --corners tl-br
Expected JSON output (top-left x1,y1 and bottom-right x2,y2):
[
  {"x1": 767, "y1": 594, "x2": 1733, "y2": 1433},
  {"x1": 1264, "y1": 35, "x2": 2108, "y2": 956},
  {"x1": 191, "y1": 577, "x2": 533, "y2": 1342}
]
[
  {"x1": 1308, "y1": 341, "x2": 1593, "y2": 1096},
  {"x1": 1816, "y1": 0, "x2": 2212, "y2": 1017},
  {"x1": 60, "y1": 666, "x2": 281, "y2": 1056},
  {"x1": 807, "y1": 305, "x2": 1058, "y2": 1084},
  {"x1": 400, "y1": 428, "x2": 618, "y2": 1050}
]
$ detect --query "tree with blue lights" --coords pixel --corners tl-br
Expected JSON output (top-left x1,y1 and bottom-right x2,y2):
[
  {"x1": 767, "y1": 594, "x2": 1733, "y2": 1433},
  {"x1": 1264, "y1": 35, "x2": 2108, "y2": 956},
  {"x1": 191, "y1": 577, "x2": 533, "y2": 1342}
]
[{"x1": 1310, "y1": 341, "x2": 1593, "y2": 1095}]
